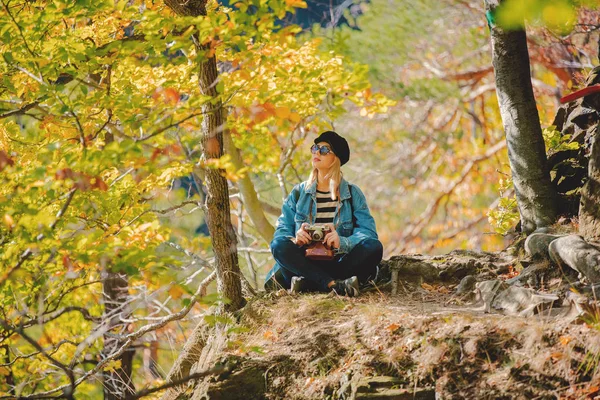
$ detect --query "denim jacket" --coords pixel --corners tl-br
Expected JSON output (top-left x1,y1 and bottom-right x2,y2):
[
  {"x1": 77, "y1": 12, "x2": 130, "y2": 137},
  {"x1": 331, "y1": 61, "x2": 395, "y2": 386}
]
[{"x1": 272, "y1": 178, "x2": 378, "y2": 254}]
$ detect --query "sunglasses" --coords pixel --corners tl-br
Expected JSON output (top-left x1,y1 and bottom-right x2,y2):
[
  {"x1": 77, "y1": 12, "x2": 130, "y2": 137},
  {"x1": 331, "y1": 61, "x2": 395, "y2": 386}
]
[{"x1": 310, "y1": 144, "x2": 334, "y2": 156}]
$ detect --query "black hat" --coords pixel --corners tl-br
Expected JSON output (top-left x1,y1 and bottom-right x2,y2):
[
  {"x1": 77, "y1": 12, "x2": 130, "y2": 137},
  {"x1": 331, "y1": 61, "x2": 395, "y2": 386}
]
[{"x1": 314, "y1": 131, "x2": 350, "y2": 166}]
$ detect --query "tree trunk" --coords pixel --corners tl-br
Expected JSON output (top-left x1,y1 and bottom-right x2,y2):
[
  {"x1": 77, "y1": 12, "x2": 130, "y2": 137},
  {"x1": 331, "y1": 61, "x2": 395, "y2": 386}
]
[
  {"x1": 2, "y1": 344, "x2": 15, "y2": 394},
  {"x1": 164, "y1": 0, "x2": 244, "y2": 311},
  {"x1": 159, "y1": 322, "x2": 210, "y2": 400},
  {"x1": 101, "y1": 271, "x2": 135, "y2": 400},
  {"x1": 579, "y1": 123, "x2": 600, "y2": 243},
  {"x1": 484, "y1": 0, "x2": 558, "y2": 233},
  {"x1": 223, "y1": 131, "x2": 275, "y2": 243}
]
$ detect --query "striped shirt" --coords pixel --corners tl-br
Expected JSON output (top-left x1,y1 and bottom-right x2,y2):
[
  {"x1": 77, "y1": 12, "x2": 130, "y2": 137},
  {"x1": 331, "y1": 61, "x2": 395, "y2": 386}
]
[{"x1": 315, "y1": 190, "x2": 337, "y2": 224}]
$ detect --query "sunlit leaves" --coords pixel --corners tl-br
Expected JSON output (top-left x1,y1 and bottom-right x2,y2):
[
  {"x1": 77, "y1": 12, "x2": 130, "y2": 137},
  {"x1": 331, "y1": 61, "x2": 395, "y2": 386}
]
[
  {"x1": 0, "y1": 0, "x2": 392, "y2": 395},
  {"x1": 542, "y1": 125, "x2": 580, "y2": 154},
  {"x1": 494, "y1": 0, "x2": 597, "y2": 34}
]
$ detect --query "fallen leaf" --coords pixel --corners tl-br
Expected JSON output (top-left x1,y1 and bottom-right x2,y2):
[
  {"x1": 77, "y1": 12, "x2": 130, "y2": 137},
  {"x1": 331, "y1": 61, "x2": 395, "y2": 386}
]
[
  {"x1": 263, "y1": 330, "x2": 274, "y2": 339},
  {"x1": 559, "y1": 335, "x2": 572, "y2": 346}
]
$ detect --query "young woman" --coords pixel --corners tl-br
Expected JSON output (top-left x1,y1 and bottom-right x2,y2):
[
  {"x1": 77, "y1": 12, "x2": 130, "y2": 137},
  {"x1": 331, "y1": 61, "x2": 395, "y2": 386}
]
[{"x1": 265, "y1": 131, "x2": 383, "y2": 297}]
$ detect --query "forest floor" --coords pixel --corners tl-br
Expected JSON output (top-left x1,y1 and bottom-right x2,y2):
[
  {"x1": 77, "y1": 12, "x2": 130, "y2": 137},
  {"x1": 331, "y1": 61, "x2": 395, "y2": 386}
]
[{"x1": 195, "y1": 285, "x2": 600, "y2": 400}]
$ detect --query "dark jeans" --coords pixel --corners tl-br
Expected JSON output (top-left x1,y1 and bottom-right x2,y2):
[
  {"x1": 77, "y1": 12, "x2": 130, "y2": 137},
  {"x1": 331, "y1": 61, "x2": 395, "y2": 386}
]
[{"x1": 267, "y1": 237, "x2": 383, "y2": 291}]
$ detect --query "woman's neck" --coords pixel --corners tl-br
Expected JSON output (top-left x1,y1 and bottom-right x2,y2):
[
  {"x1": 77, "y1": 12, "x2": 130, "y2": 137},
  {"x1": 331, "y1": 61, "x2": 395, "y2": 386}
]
[{"x1": 316, "y1": 170, "x2": 331, "y2": 191}]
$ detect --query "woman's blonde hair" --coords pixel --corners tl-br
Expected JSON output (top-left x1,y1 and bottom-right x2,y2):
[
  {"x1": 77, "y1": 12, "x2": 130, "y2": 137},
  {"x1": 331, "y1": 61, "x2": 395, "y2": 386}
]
[{"x1": 308, "y1": 155, "x2": 342, "y2": 200}]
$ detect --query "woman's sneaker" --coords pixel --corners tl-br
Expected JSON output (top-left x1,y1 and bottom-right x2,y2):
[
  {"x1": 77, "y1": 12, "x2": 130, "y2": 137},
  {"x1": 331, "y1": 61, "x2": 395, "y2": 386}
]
[
  {"x1": 290, "y1": 276, "x2": 306, "y2": 294},
  {"x1": 331, "y1": 276, "x2": 359, "y2": 297}
]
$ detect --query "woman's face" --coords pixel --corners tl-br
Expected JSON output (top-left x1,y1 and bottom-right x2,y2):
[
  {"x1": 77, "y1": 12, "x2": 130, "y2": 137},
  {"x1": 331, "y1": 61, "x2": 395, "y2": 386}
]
[{"x1": 311, "y1": 141, "x2": 336, "y2": 170}]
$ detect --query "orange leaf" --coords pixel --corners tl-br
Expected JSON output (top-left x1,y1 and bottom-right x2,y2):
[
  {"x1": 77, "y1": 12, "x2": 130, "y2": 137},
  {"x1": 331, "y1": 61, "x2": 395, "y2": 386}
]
[
  {"x1": 559, "y1": 335, "x2": 572, "y2": 346},
  {"x1": 386, "y1": 323, "x2": 400, "y2": 333},
  {"x1": 421, "y1": 283, "x2": 435, "y2": 291},
  {"x1": 91, "y1": 177, "x2": 108, "y2": 191},
  {"x1": 169, "y1": 286, "x2": 184, "y2": 300},
  {"x1": 153, "y1": 88, "x2": 180, "y2": 105},
  {"x1": 285, "y1": 0, "x2": 307, "y2": 8},
  {"x1": 263, "y1": 330, "x2": 274, "y2": 339},
  {"x1": 205, "y1": 137, "x2": 220, "y2": 157},
  {"x1": 55, "y1": 168, "x2": 75, "y2": 180},
  {"x1": 62, "y1": 255, "x2": 73, "y2": 269},
  {"x1": 163, "y1": 88, "x2": 180, "y2": 104},
  {"x1": 550, "y1": 352, "x2": 563, "y2": 361},
  {"x1": 0, "y1": 150, "x2": 15, "y2": 171},
  {"x1": 289, "y1": 112, "x2": 301, "y2": 123}
]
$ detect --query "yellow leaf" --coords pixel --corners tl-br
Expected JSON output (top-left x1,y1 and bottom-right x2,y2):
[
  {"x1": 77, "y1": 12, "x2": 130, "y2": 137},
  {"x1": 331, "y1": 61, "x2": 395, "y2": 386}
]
[
  {"x1": 542, "y1": 2, "x2": 575, "y2": 33},
  {"x1": 289, "y1": 112, "x2": 301, "y2": 123},
  {"x1": 169, "y1": 285, "x2": 184, "y2": 300},
  {"x1": 285, "y1": 0, "x2": 307, "y2": 8},
  {"x1": 3, "y1": 214, "x2": 14, "y2": 229},
  {"x1": 103, "y1": 359, "x2": 122, "y2": 372},
  {"x1": 275, "y1": 106, "x2": 290, "y2": 119}
]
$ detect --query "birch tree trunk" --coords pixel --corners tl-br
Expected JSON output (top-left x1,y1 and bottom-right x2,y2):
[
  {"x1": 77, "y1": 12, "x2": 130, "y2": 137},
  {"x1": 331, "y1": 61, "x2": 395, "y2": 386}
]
[
  {"x1": 484, "y1": 0, "x2": 558, "y2": 233},
  {"x1": 223, "y1": 131, "x2": 275, "y2": 243},
  {"x1": 164, "y1": 0, "x2": 244, "y2": 311}
]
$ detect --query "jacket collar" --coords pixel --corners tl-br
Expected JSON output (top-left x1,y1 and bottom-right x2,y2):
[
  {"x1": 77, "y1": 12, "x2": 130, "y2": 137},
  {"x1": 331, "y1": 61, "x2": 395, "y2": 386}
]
[{"x1": 305, "y1": 177, "x2": 352, "y2": 200}]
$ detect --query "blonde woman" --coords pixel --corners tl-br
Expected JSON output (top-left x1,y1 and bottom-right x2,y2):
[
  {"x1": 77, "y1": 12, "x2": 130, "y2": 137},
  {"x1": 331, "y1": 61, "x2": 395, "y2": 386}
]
[{"x1": 266, "y1": 131, "x2": 383, "y2": 296}]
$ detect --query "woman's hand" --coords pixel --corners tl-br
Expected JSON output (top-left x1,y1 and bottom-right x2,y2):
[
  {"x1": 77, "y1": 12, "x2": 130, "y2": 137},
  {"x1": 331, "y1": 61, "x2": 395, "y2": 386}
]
[
  {"x1": 324, "y1": 224, "x2": 340, "y2": 249},
  {"x1": 295, "y1": 223, "x2": 311, "y2": 246}
]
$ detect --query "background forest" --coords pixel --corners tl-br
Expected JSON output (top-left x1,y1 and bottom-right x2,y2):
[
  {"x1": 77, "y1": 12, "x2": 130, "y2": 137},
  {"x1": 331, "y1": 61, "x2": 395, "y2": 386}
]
[{"x1": 1, "y1": 0, "x2": 600, "y2": 397}]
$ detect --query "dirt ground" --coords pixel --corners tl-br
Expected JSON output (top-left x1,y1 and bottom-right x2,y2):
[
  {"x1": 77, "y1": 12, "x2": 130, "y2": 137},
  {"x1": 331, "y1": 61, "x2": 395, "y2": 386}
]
[{"x1": 194, "y1": 287, "x2": 600, "y2": 400}]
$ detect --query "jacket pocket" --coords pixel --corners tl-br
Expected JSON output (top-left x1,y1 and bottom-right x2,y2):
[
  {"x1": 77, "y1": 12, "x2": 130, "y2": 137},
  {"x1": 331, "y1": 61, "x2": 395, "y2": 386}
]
[
  {"x1": 340, "y1": 221, "x2": 353, "y2": 237},
  {"x1": 294, "y1": 213, "x2": 308, "y2": 233}
]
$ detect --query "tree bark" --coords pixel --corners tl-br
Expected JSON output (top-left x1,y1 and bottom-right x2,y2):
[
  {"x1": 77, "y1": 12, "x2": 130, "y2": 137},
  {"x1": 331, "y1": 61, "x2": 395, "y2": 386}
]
[
  {"x1": 101, "y1": 271, "x2": 135, "y2": 400},
  {"x1": 2, "y1": 344, "x2": 15, "y2": 394},
  {"x1": 164, "y1": 0, "x2": 244, "y2": 311},
  {"x1": 579, "y1": 123, "x2": 600, "y2": 243},
  {"x1": 159, "y1": 322, "x2": 210, "y2": 400},
  {"x1": 484, "y1": 0, "x2": 558, "y2": 233}
]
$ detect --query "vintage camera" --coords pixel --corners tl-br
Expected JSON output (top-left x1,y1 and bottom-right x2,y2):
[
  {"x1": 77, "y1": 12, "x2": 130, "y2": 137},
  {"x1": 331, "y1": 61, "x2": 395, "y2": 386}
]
[
  {"x1": 304, "y1": 225, "x2": 334, "y2": 261},
  {"x1": 305, "y1": 224, "x2": 331, "y2": 242}
]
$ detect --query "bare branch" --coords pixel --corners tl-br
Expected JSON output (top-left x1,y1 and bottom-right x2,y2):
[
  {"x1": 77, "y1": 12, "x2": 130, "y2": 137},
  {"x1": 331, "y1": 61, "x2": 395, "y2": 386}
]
[
  {"x1": 237, "y1": 247, "x2": 271, "y2": 254},
  {"x1": 20, "y1": 306, "x2": 100, "y2": 329},
  {"x1": 0, "y1": 320, "x2": 76, "y2": 395},
  {"x1": 0, "y1": 101, "x2": 40, "y2": 119},
  {"x1": 399, "y1": 140, "x2": 507, "y2": 246},
  {"x1": 0, "y1": 339, "x2": 79, "y2": 367},
  {"x1": 8, "y1": 271, "x2": 218, "y2": 398},
  {"x1": 136, "y1": 112, "x2": 203, "y2": 142}
]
